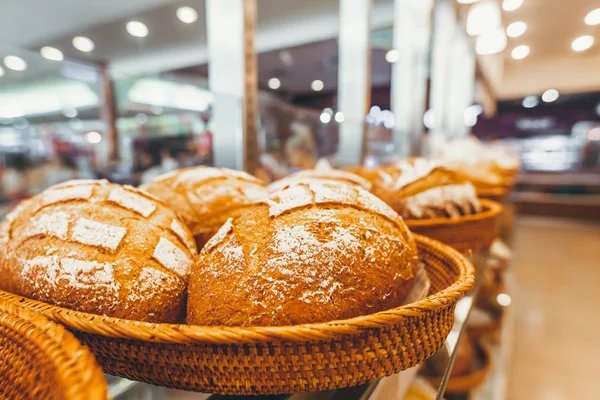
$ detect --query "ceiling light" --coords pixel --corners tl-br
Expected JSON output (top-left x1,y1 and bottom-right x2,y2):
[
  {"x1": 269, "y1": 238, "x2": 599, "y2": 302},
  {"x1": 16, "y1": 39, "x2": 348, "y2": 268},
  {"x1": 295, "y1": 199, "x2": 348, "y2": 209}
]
[
  {"x1": 72, "y1": 36, "x2": 95, "y2": 52},
  {"x1": 40, "y1": 46, "x2": 64, "y2": 61},
  {"x1": 4, "y1": 56, "x2": 27, "y2": 71},
  {"x1": 423, "y1": 109, "x2": 435, "y2": 129},
  {"x1": 0, "y1": 66, "x2": 4, "y2": 77},
  {"x1": 467, "y1": 1, "x2": 501, "y2": 36},
  {"x1": 522, "y1": 95, "x2": 538, "y2": 108},
  {"x1": 62, "y1": 108, "x2": 78, "y2": 118},
  {"x1": 588, "y1": 127, "x2": 600, "y2": 141},
  {"x1": 571, "y1": 35, "x2": 594, "y2": 52},
  {"x1": 177, "y1": 7, "x2": 198, "y2": 23},
  {"x1": 542, "y1": 89, "x2": 559, "y2": 103},
  {"x1": 319, "y1": 112, "x2": 331, "y2": 123},
  {"x1": 496, "y1": 293, "x2": 512, "y2": 307},
  {"x1": 311, "y1": 79, "x2": 324, "y2": 92},
  {"x1": 506, "y1": 21, "x2": 527, "y2": 38},
  {"x1": 126, "y1": 21, "x2": 149, "y2": 38},
  {"x1": 584, "y1": 8, "x2": 600, "y2": 25},
  {"x1": 335, "y1": 111, "x2": 345, "y2": 123},
  {"x1": 511, "y1": 45, "x2": 530, "y2": 59},
  {"x1": 385, "y1": 49, "x2": 400, "y2": 63},
  {"x1": 502, "y1": 0, "x2": 523, "y2": 12},
  {"x1": 268, "y1": 77, "x2": 281, "y2": 90},
  {"x1": 85, "y1": 131, "x2": 102, "y2": 144},
  {"x1": 457, "y1": 0, "x2": 481, "y2": 4},
  {"x1": 475, "y1": 28, "x2": 507, "y2": 55}
]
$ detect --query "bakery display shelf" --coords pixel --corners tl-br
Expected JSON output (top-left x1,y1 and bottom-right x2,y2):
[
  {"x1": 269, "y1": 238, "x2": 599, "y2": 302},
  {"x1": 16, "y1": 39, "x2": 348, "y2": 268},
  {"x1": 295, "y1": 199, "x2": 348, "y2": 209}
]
[{"x1": 104, "y1": 252, "x2": 486, "y2": 400}]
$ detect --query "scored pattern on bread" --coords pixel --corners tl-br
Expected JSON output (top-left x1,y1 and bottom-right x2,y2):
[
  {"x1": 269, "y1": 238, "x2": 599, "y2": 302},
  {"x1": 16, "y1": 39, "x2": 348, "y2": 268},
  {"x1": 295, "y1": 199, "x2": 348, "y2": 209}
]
[
  {"x1": 0, "y1": 179, "x2": 197, "y2": 322},
  {"x1": 140, "y1": 167, "x2": 268, "y2": 244},
  {"x1": 189, "y1": 180, "x2": 418, "y2": 327},
  {"x1": 268, "y1": 169, "x2": 372, "y2": 193},
  {"x1": 402, "y1": 183, "x2": 482, "y2": 219},
  {"x1": 266, "y1": 180, "x2": 401, "y2": 225},
  {"x1": 107, "y1": 186, "x2": 157, "y2": 217}
]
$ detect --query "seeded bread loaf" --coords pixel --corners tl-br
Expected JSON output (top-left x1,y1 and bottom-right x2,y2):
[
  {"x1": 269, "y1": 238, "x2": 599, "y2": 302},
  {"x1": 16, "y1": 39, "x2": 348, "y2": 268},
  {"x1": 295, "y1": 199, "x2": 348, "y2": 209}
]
[
  {"x1": 0, "y1": 179, "x2": 196, "y2": 323},
  {"x1": 187, "y1": 180, "x2": 418, "y2": 327},
  {"x1": 268, "y1": 169, "x2": 372, "y2": 192},
  {"x1": 372, "y1": 159, "x2": 481, "y2": 219},
  {"x1": 140, "y1": 167, "x2": 268, "y2": 248}
]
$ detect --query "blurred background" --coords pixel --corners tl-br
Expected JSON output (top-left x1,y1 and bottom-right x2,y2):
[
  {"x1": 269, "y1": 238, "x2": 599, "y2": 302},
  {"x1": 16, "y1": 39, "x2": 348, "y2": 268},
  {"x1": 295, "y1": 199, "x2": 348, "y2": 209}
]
[{"x1": 0, "y1": 0, "x2": 598, "y2": 399}]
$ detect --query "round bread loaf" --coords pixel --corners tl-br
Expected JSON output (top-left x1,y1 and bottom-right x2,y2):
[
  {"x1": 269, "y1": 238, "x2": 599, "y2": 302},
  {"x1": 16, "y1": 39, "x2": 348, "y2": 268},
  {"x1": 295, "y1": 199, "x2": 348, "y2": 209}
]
[
  {"x1": 0, "y1": 179, "x2": 196, "y2": 323},
  {"x1": 140, "y1": 166, "x2": 268, "y2": 248},
  {"x1": 188, "y1": 180, "x2": 418, "y2": 327},
  {"x1": 268, "y1": 169, "x2": 372, "y2": 193},
  {"x1": 372, "y1": 159, "x2": 481, "y2": 219}
]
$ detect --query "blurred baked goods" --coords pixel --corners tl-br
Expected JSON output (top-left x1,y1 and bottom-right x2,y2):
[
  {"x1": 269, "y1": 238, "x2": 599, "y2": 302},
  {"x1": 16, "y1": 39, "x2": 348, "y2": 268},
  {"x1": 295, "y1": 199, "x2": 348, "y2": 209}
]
[
  {"x1": 187, "y1": 180, "x2": 419, "y2": 327},
  {"x1": 0, "y1": 179, "x2": 196, "y2": 323},
  {"x1": 373, "y1": 159, "x2": 481, "y2": 219},
  {"x1": 140, "y1": 166, "x2": 268, "y2": 248},
  {"x1": 268, "y1": 168, "x2": 372, "y2": 192}
]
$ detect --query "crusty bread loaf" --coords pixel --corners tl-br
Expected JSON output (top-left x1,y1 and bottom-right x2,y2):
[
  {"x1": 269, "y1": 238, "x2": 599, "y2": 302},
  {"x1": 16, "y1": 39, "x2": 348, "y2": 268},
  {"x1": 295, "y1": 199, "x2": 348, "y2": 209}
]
[
  {"x1": 341, "y1": 166, "x2": 390, "y2": 184},
  {"x1": 140, "y1": 167, "x2": 268, "y2": 248},
  {"x1": 187, "y1": 180, "x2": 418, "y2": 327},
  {"x1": 372, "y1": 159, "x2": 481, "y2": 219},
  {"x1": 0, "y1": 179, "x2": 196, "y2": 323},
  {"x1": 268, "y1": 168, "x2": 372, "y2": 193}
]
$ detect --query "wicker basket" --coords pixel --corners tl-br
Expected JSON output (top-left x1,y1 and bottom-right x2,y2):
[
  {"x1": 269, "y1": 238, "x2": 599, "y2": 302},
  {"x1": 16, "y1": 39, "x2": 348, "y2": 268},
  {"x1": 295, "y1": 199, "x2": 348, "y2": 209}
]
[
  {"x1": 0, "y1": 299, "x2": 107, "y2": 400},
  {"x1": 424, "y1": 342, "x2": 492, "y2": 394},
  {"x1": 0, "y1": 235, "x2": 473, "y2": 396},
  {"x1": 405, "y1": 199, "x2": 502, "y2": 254}
]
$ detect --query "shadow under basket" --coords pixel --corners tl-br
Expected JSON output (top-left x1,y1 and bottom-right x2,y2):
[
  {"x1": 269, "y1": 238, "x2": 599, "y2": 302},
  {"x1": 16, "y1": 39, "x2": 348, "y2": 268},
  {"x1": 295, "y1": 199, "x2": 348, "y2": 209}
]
[
  {"x1": 0, "y1": 298, "x2": 107, "y2": 400},
  {"x1": 0, "y1": 235, "x2": 474, "y2": 396},
  {"x1": 406, "y1": 199, "x2": 502, "y2": 254}
]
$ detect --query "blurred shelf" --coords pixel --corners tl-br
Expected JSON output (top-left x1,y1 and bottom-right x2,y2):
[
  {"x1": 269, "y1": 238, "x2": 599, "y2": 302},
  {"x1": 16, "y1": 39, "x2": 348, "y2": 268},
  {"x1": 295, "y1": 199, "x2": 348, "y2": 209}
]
[{"x1": 517, "y1": 172, "x2": 600, "y2": 187}]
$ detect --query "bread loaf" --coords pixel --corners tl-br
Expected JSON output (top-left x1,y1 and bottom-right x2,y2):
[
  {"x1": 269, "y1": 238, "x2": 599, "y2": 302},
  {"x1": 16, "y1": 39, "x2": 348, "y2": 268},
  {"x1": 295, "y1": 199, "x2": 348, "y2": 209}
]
[
  {"x1": 372, "y1": 159, "x2": 481, "y2": 219},
  {"x1": 268, "y1": 168, "x2": 372, "y2": 192},
  {"x1": 0, "y1": 180, "x2": 196, "y2": 323},
  {"x1": 188, "y1": 180, "x2": 418, "y2": 327},
  {"x1": 140, "y1": 167, "x2": 268, "y2": 248}
]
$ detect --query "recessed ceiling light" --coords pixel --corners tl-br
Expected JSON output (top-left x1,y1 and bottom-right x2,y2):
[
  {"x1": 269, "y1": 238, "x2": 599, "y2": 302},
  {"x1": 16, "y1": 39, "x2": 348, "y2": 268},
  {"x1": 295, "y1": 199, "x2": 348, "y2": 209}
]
[
  {"x1": 335, "y1": 111, "x2": 345, "y2": 123},
  {"x1": 467, "y1": 1, "x2": 501, "y2": 36},
  {"x1": 385, "y1": 49, "x2": 399, "y2": 63},
  {"x1": 85, "y1": 131, "x2": 102, "y2": 144},
  {"x1": 0, "y1": 66, "x2": 4, "y2": 77},
  {"x1": 311, "y1": 79, "x2": 324, "y2": 92},
  {"x1": 177, "y1": 6, "x2": 198, "y2": 24},
  {"x1": 40, "y1": 46, "x2": 64, "y2": 61},
  {"x1": 4, "y1": 56, "x2": 27, "y2": 71},
  {"x1": 502, "y1": 0, "x2": 523, "y2": 12},
  {"x1": 522, "y1": 95, "x2": 538, "y2": 108},
  {"x1": 126, "y1": 21, "x2": 149, "y2": 38},
  {"x1": 475, "y1": 28, "x2": 507, "y2": 55},
  {"x1": 72, "y1": 36, "x2": 95, "y2": 52},
  {"x1": 571, "y1": 35, "x2": 594, "y2": 52},
  {"x1": 584, "y1": 8, "x2": 600, "y2": 26},
  {"x1": 319, "y1": 112, "x2": 331, "y2": 123},
  {"x1": 511, "y1": 45, "x2": 530, "y2": 59},
  {"x1": 268, "y1": 77, "x2": 281, "y2": 90},
  {"x1": 506, "y1": 21, "x2": 527, "y2": 38},
  {"x1": 62, "y1": 108, "x2": 78, "y2": 118},
  {"x1": 542, "y1": 89, "x2": 559, "y2": 103}
]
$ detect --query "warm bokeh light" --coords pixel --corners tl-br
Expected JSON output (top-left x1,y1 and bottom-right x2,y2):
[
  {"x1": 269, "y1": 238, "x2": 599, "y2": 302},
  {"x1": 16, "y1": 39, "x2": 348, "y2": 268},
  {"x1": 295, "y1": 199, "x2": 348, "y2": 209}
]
[
  {"x1": 571, "y1": 35, "x2": 594, "y2": 52},
  {"x1": 584, "y1": 8, "x2": 600, "y2": 25},
  {"x1": 268, "y1": 77, "x2": 281, "y2": 90},
  {"x1": 511, "y1": 45, "x2": 530, "y2": 59},
  {"x1": 542, "y1": 89, "x2": 559, "y2": 103},
  {"x1": 3, "y1": 56, "x2": 27, "y2": 71},
  {"x1": 502, "y1": 0, "x2": 523, "y2": 12},
  {"x1": 72, "y1": 36, "x2": 95, "y2": 52},
  {"x1": 475, "y1": 28, "x2": 507, "y2": 55},
  {"x1": 506, "y1": 21, "x2": 527, "y2": 38},
  {"x1": 311, "y1": 79, "x2": 324, "y2": 91},
  {"x1": 40, "y1": 46, "x2": 64, "y2": 61},
  {"x1": 126, "y1": 21, "x2": 149, "y2": 38}
]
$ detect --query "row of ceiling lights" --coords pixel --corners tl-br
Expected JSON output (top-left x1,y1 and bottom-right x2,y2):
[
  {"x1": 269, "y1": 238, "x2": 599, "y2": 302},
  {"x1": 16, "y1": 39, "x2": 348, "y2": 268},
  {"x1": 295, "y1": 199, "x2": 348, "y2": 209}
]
[
  {"x1": 522, "y1": 89, "x2": 559, "y2": 108},
  {"x1": 0, "y1": 6, "x2": 200, "y2": 74},
  {"x1": 268, "y1": 77, "x2": 325, "y2": 92},
  {"x1": 460, "y1": 0, "x2": 600, "y2": 58}
]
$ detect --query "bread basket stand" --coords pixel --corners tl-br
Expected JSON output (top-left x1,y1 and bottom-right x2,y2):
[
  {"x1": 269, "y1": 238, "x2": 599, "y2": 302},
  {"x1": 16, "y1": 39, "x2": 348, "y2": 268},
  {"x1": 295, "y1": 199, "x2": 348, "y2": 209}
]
[{"x1": 0, "y1": 298, "x2": 108, "y2": 400}]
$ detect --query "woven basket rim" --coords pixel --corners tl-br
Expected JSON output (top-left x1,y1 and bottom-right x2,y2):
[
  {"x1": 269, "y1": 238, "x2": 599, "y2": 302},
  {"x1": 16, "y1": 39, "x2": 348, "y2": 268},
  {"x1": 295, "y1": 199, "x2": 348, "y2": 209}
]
[
  {"x1": 0, "y1": 298, "x2": 107, "y2": 400},
  {"x1": 405, "y1": 199, "x2": 502, "y2": 228},
  {"x1": 0, "y1": 234, "x2": 474, "y2": 345}
]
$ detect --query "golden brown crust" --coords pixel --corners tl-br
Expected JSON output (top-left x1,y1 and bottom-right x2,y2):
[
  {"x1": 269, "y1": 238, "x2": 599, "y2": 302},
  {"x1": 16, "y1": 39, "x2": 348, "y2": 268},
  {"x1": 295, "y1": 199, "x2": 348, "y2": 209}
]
[
  {"x1": 0, "y1": 180, "x2": 197, "y2": 323},
  {"x1": 140, "y1": 167, "x2": 268, "y2": 247},
  {"x1": 372, "y1": 159, "x2": 481, "y2": 219},
  {"x1": 268, "y1": 169, "x2": 372, "y2": 192},
  {"x1": 187, "y1": 180, "x2": 418, "y2": 327}
]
